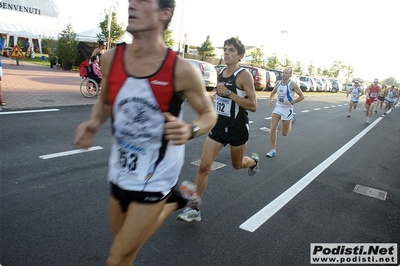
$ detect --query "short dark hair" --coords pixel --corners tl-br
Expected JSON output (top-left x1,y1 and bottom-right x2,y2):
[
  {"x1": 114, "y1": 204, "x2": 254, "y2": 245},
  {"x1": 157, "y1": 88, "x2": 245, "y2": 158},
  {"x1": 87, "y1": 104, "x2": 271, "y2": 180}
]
[
  {"x1": 90, "y1": 55, "x2": 98, "y2": 62},
  {"x1": 159, "y1": 0, "x2": 175, "y2": 30},
  {"x1": 223, "y1": 37, "x2": 245, "y2": 55}
]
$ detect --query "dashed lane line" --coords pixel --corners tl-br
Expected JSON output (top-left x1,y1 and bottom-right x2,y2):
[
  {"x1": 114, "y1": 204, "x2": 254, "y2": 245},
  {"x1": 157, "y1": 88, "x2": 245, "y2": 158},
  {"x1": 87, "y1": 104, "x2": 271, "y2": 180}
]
[
  {"x1": 39, "y1": 146, "x2": 104, "y2": 159},
  {"x1": 0, "y1": 109, "x2": 60, "y2": 115}
]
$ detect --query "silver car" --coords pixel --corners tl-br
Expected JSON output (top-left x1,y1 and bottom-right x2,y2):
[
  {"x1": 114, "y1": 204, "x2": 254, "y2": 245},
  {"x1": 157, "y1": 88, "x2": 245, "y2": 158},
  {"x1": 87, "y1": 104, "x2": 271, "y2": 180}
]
[
  {"x1": 300, "y1": 76, "x2": 317, "y2": 91},
  {"x1": 329, "y1": 79, "x2": 343, "y2": 93},
  {"x1": 313, "y1": 77, "x2": 325, "y2": 91},
  {"x1": 299, "y1": 81, "x2": 311, "y2": 92},
  {"x1": 186, "y1": 59, "x2": 217, "y2": 91},
  {"x1": 320, "y1": 77, "x2": 333, "y2": 92}
]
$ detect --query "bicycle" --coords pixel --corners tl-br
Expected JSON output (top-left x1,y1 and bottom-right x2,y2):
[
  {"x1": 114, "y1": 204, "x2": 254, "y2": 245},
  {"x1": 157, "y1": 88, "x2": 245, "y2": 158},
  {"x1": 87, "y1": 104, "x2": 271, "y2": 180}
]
[{"x1": 80, "y1": 77, "x2": 100, "y2": 98}]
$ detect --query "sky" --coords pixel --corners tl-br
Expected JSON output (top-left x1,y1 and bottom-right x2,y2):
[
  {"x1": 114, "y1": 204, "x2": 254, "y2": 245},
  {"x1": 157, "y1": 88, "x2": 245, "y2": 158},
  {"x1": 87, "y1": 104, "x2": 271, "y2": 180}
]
[{"x1": 51, "y1": 0, "x2": 399, "y2": 82}]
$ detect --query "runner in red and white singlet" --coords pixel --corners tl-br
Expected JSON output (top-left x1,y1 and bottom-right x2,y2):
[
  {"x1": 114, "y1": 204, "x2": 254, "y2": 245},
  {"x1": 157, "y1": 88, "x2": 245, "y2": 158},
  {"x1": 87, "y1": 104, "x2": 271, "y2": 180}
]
[{"x1": 364, "y1": 79, "x2": 380, "y2": 124}]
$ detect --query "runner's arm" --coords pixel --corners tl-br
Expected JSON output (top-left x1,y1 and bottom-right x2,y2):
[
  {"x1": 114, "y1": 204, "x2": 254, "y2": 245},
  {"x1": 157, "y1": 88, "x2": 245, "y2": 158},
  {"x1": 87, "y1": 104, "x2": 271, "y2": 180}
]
[
  {"x1": 163, "y1": 58, "x2": 217, "y2": 145},
  {"x1": 291, "y1": 82, "x2": 305, "y2": 104},
  {"x1": 269, "y1": 85, "x2": 278, "y2": 106},
  {"x1": 74, "y1": 50, "x2": 114, "y2": 149}
]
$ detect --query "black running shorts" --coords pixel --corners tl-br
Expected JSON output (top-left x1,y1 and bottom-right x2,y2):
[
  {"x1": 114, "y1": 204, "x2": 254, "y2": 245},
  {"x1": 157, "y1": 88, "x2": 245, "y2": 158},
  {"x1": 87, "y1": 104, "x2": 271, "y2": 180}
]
[
  {"x1": 208, "y1": 123, "x2": 249, "y2": 147},
  {"x1": 110, "y1": 183, "x2": 187, "y2": 213}
]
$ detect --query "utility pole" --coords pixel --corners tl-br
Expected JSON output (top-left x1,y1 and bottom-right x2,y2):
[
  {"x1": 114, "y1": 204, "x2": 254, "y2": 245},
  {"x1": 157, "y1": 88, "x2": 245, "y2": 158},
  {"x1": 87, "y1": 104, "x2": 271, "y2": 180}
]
[
  {"x1": 107, "y1": 0, "x2": 114, "y2": 50},
  {"x1": 177, "y1": 0, "x2": 185, "y2": 56}
]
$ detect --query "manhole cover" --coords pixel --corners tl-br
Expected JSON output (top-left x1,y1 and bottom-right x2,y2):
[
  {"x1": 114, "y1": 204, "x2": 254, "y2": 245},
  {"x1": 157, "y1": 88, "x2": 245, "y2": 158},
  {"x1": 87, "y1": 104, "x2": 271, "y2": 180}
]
[
  {"x1": 191, "y1": 160, "x2": 226, "y2": 171},
  {"x1": 353, "y1": 184, "x2": 387, "y2": 201},
  {"x1": 36, "y1": 98, "x2": 58, "y2": 103}
]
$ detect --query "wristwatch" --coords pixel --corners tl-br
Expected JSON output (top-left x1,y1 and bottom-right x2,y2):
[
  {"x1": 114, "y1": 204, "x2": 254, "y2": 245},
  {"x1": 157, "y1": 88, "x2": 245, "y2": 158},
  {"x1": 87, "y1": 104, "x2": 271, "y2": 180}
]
[
  {"x1": 225, "y1": 90, "x2": 232, "y2": 97},
  {"x1": 189, "y1": 124, "x2": 200, "y2": 139}
]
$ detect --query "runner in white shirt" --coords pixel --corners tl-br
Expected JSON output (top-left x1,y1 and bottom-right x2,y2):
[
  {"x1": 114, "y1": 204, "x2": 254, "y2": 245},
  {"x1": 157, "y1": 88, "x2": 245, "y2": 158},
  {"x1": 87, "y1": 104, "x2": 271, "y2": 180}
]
[
  {"x1": 266, "y1": 67, "x2": 304, "y2": 157},
  {"x1": 346, "y1": 80, "x2": 364, "y2": 117}
]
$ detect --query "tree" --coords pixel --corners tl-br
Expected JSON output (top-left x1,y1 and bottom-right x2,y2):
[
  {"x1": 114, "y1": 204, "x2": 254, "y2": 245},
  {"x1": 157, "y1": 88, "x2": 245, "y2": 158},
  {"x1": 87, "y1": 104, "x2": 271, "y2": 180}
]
[
  {"x1": 316, "y1": 67, "x2": 322, "y2": 76},
  {"x1": 322, "y1": 67, "x2": 330, "y2": 77},
  {"x1": 343, "y1": 65, "x2": 354, "y2": 82},
  {"x1": 250, "y1": 47, "x2": 264, "y2": 67},
  {"x1": 382, "y1": 77, "x2": 399, "y2": 87},
  {"x1": 56, "y1": 24, "x2": 79, "y2": 68},
  {"x1": 308, "y1": 62, "x2": 315, "y2": 76},
  {"x1": 163, "y1": 27, "x2": 174, "y2": 48},
  {"x1": 197, "y1": 35, "x2": 215, "y2": 61},
  {"x1": 328, "y1": 60, "x2": 344, "y2": 78},
  {"x1": 266, "y1": 53, "x2": 279, "y2": 69},
  {"x1": 99, "y1": 9, "x2": 124, "y2": 47},
  {"x1": 293, "y1": 61, "x2": 303, "y2": 74},
  {"x1": 279, "y1": 55, "x2": 292, "y2": 69}
]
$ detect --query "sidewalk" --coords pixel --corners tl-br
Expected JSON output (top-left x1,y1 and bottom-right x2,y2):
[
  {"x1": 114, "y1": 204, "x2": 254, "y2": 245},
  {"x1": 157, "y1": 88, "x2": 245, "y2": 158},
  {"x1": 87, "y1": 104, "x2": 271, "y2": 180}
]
[
  {"x1": 0, "y1": 56, "x2": 343, "y2": 111},
  {"x1": 0, "y1": 56, "x2": 97, "y2": 111}
]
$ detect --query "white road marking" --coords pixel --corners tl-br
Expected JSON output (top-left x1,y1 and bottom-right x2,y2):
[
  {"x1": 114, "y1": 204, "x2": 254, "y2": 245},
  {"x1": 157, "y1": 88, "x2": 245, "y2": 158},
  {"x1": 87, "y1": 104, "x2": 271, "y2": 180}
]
[
  {"x1": 314, "y1": 108, "x2": 321, "y2": 110},
  {"x1": 301, "y1": 110, "x2": 310, "y2": 113},
  {"x1": 264, "y1": 117, "x2": 272, "y2": 120},
  {"x1": 39, "y1": 146, "x2": 104, "y2": 159},
  {"x1": 0, "y1": 109, "x2": 60, "y2": 115},
  {"x1": 324, "y1": 106, "x2": 330, "y2": 109},
  {"x1": 239, "y1": 117, "x2": 383, "y2": 232}
]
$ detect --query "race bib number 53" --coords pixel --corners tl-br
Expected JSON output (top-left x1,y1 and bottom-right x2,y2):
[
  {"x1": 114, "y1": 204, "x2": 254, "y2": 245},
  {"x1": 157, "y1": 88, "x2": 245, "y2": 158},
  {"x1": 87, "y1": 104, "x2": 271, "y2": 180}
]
[{"x1": 118, "y1": 148, "x2": 138, "y2": 171}]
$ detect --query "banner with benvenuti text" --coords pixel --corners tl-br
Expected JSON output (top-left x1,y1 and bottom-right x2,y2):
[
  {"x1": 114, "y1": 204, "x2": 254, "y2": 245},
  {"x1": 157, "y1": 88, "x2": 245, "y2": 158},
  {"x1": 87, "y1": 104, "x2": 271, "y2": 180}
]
[{"x1": 0, "y1": 0, "x2": 58, "y2": 18}]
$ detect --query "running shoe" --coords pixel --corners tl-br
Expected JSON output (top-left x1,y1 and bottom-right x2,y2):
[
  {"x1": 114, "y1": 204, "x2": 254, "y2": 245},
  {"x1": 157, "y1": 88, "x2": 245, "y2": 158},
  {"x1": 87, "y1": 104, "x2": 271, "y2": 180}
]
[
  {"x1": 384, "y1": 112, "x2": 387, "y2": 115},
  {"x1": 179, "y1": 181, "x2": 201, "y2": 209},
  {"x1": 266, "y1": 149, "x2": 276, "y2": 158},
  {"x1": 248, "y1": 153, "x2": 260, "y2": 176},
  {"x1": 292, "y1": 114, "x2": 296, "y2": 124},
  {"x1": 0, "y1": 101, "x2": 5, "y2": 106},
  {"x1": 177, "y1": 208, "x2": 201, "y2": 222},
  {"x1": 347, "y1": 114, "x2": 351, "y2": 117},
  {"x1": 365, "y1": 117, "x2": 370, "y2": 124},
  {"x1": 375, "y1": 110, "x2": 377, "y2": 114}
]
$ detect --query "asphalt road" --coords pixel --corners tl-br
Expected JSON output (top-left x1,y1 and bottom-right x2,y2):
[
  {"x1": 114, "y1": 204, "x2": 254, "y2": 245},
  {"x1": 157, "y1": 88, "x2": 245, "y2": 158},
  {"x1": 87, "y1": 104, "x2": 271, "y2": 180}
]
[{"x1": 1, "y1": 95, "x2": 399, "y2": 266}]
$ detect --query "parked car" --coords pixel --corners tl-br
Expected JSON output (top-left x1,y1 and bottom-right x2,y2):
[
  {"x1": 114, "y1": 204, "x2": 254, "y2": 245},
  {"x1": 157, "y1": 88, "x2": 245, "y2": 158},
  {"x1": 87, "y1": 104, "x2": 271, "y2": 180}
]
[
  {"x1": 186, "y1": 59, "x2": 217, "y2": 91},
  {"x1": 320, "y1": 77, "x2": 333, "y2": 92},
  {"x1": 214, "y1": 64, "x2": 226, "y2": 70},
  {"x1": 300, "y1": 76, "x2": 317, "y2": 91},
  {"x1": 342, "y1": 82, "x2": 354, "y2": 92},
  {"x1": 269, "y1": 69, "x2": 283, "y2": 81},
  {"x1": 299, "y1": 81, "x2": 311, "y2": 92},
  {"x1": 265, "y1": 70, "x2": 277, "y2": 91},
  {"x1": 290, "y1": 74, "x2": 301, "y2": 86},
  {"x1": 329, "y1": 79, "x2": 343, "y2": 93},
  {"x1": 240, "y1": 65, "x2": 267, "y2": 91},
  {"x1": 313, "y1": 77, "x2": 325, "y2": 91}
]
